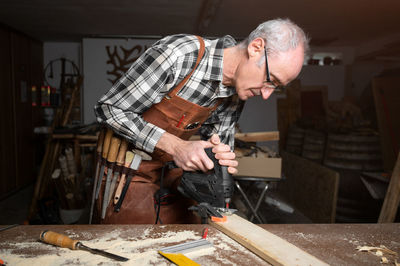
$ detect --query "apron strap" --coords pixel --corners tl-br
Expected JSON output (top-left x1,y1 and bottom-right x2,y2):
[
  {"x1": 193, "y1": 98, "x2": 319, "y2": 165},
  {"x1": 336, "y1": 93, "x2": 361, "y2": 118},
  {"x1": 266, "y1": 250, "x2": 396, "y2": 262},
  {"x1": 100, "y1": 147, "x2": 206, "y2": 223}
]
[{"x1": 167, "y1": 36, "x2": 205, "y2": 97}]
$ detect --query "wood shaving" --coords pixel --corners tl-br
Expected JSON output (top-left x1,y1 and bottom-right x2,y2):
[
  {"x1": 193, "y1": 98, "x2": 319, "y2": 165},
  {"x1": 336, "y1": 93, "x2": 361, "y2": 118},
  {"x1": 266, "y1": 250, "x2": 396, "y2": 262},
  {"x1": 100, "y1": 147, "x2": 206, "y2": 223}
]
[
  {"x1": 356, "y1": 245, "x2": 398, "y2": 256},
  {"x1": 357, "y1": 245, "x2": 399, "y2": 265},
  {"x1": 376, "y1": 250, "x2": 383, "y2": 257}
]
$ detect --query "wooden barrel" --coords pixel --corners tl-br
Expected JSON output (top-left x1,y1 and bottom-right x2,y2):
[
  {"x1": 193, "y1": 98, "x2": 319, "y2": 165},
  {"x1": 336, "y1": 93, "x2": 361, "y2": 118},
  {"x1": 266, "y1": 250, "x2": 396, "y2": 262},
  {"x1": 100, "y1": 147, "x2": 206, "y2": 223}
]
[
  {"x1": 335, "y1": 196, "x2": 381, "y2": 223},
  {"x1": 323, "y1": 133, "x2": 383, "y2": 171},
  {"x1": 301, "y1": 130, "x2": 325, "y2": 163},
  {"x1": 285, "y1": 125, "x2": 305, "y2": 155},
  {"x1": 334, "y1": 169, "x2": 382, "y2": 223}
]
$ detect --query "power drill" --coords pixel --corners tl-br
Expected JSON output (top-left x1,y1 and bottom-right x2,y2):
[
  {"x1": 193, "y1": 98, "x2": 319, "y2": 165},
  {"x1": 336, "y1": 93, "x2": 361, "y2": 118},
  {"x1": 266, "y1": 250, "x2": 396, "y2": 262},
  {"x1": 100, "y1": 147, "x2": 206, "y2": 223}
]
[{"x1": 178, "y1": 148, "x2": 234, "y2": 219}]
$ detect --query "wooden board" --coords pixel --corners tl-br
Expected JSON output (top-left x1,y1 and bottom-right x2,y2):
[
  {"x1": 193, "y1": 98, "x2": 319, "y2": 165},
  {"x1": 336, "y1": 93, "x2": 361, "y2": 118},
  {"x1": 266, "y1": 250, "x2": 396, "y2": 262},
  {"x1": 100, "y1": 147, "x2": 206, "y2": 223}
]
[
  {"x1": 234, "y1": 131, "x2": 279, "y2": 142},
  {"x1": 372, "y1": 76, "x2": 400, "y2": 172},
  {"x1": 210, "y1": 214, "x2": 328, "y2": 266},
  {"x1": 279, "y1": 151, "x2": 339, "y2": 223},
  {"x1": 189, "y1": 131, "x2": 279, "y2": 142}
]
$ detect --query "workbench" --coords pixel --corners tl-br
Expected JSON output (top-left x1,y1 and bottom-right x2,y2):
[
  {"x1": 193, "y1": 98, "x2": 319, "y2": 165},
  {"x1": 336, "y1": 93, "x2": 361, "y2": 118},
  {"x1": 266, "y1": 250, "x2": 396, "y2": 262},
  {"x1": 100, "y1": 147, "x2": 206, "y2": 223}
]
[{"x1": 1, "y1": 223, "x2": 399, "y2": 265}]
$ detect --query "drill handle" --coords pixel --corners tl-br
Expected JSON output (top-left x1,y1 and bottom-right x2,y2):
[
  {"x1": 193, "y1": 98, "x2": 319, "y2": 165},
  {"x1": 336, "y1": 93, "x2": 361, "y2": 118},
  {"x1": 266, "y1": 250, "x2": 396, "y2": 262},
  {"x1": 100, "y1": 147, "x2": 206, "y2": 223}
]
[{"x1": 204, "y1": 148, "x2": 234, "y2": 199}]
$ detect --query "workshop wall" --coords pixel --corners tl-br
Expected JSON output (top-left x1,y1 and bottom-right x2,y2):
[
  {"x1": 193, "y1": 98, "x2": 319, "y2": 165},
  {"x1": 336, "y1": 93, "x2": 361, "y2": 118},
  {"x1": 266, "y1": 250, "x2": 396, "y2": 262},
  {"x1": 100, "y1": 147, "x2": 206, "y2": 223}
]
[
  {"x1": 81, "y1": 38, "x2": 156, "y2": 123},
  {"x1": 0, "y1": 25, "x2": 43, "y2": 198}
]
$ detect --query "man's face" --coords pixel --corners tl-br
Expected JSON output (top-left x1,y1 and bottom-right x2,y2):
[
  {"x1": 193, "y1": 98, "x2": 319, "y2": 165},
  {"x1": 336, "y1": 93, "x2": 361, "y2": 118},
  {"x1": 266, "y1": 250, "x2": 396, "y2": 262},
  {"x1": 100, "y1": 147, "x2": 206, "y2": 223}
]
[{"x1": 235, "y1": 42, "x2": 304, "y2": 101}]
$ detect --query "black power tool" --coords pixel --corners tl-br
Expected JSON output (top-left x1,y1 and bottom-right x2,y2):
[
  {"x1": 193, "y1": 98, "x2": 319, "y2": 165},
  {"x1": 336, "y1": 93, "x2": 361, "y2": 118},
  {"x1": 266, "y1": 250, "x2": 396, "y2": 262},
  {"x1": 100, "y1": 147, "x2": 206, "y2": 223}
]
[{"x1": 178, "y1": 148, "x2": 234, "y2": 222}]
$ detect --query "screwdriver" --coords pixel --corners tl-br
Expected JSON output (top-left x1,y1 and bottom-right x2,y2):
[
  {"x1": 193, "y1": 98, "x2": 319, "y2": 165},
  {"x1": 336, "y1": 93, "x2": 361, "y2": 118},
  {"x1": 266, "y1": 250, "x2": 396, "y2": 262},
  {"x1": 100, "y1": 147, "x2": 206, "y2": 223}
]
[{"x1": 40, "y1": 230, "x2": 129, "y2": 262}]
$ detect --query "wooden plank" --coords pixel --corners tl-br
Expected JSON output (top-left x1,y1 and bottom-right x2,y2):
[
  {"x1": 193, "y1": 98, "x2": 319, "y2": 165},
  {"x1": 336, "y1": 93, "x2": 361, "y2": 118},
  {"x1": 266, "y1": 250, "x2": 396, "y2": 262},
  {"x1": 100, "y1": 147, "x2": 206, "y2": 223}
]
[
  {"x1": 378, "y1": 152, "x2": 400, "y2": 223},
  {"x1": 234, "y1": 131, "x2": 279, "y2": 142},
  {"x1": 190, "y1": 131, "x2": 279, "y2": 142},
  {"x1": 210, "y1": 214, "x2": 328, "y2": 266},
  {"x1": 279, "y1": 151, "x2": 339, "y2": 223},
  {"x1": 372, "y1": 76, "x2": 400, "y2": 172}
]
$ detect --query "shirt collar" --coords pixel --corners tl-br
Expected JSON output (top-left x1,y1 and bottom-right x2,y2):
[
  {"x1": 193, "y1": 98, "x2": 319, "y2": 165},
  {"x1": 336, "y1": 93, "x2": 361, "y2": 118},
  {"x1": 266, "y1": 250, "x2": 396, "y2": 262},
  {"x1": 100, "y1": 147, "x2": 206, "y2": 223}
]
[{"x1": 203, "y1": 35, "x2": 236, "y2": 82}]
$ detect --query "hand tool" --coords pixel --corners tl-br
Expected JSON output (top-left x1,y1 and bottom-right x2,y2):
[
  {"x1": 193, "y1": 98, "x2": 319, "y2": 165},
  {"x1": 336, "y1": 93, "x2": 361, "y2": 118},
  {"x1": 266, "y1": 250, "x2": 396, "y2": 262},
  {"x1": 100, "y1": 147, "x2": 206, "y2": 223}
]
[
  {"x1": 65, "y1": 147, "x2": 77, "y2": 176},
  {"x1": 159, "y1": 251, "x2": 200, "y2": 266},
  {"x1": 158, "y1": 229, "x2": 212, "y2": 266},
  {"x1": 114, "y1": 151, "x2": 134, "y2": 205},
  {"x1": 114, "y1": 153, "x2": 142, "y2": 212},
  {"x1": 178, "y1": 147, "x2": 234, "y2": 223},
  {"x1": 0, "y1": 224, "x2": 19, "y2": 232},
  {"x1": 159, "y1": 239, "x2": 212, "y2": 254},
  {"x1": 101, "y1": 137, "x2": 121, "y2": 219},
  {"x1": 40, "y1": 230, "x2": 128, "y2": 262},
  {"x1": 95, "y1": 128, "x2": 113, "y2": 200},
  {"x1": 107, "y1": 138, "x2": 129, "y2": 206},
  {"x1": 58, "y1": 155, "x2": 69, "y2": 178},
  {"x1": 89, "y1": 129, "x2": 105, "y2": 224}
]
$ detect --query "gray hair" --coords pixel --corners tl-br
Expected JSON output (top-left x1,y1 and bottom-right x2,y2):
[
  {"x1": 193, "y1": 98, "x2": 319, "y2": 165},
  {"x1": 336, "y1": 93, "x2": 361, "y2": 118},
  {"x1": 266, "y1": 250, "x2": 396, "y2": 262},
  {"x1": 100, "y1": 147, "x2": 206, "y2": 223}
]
[{"x1": 241, "y1": 18, "x2": 310, "y2": 57}]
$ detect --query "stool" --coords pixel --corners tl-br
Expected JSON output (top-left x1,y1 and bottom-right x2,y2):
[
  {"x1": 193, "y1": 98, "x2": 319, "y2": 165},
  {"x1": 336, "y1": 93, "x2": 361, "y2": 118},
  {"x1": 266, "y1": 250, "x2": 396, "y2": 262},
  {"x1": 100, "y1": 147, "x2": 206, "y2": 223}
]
[{"x1": 234, "y1": 176, "x2": 280, "y2": 223}]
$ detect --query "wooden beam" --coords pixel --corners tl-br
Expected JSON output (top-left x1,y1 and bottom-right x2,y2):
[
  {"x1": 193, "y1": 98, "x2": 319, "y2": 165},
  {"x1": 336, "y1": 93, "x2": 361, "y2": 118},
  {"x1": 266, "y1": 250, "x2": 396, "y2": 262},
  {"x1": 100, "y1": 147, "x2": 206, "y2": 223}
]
[
  {"x1": 190, "y1": 131, "x2": 279, "y2": 142},
  {"x1": 210, "y1": 214, "x2": 328, "y2": 266},
  {"x1": 379, "y1": 152, "x2": 400, "y2": 223},
  {"x1": 235, "y1": 131, "x2": 279, "y2": 142}
]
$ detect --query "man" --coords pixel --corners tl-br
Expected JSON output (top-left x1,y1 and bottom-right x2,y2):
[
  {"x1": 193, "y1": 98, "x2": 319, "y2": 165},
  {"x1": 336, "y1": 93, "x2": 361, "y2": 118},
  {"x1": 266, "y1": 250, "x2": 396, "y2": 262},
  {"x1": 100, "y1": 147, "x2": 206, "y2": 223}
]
[{"x1": 95, "y1": 18, "x2": 309, "y2": 224}]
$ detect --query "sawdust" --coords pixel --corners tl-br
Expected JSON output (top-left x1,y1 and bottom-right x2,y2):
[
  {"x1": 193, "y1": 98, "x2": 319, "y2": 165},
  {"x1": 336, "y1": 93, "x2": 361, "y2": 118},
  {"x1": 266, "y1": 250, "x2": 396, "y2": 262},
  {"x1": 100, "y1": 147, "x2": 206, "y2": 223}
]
[
  {"x1": 0, "y1": 228, "x2": 267, "y2": 265},
  {"x1": 1, "y1": 229, "x2": 199, "y2": 265}
]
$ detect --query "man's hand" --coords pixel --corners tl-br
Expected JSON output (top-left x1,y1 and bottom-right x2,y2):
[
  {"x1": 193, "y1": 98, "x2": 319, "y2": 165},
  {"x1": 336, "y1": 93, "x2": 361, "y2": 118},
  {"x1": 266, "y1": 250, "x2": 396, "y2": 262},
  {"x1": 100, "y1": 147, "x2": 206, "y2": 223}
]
[
  {"x1": 157, "y1": 132, "x2": 215, "y2": 172},
  {"x1": 209, "y1": 134, "x2": 238, "y2": 175}
]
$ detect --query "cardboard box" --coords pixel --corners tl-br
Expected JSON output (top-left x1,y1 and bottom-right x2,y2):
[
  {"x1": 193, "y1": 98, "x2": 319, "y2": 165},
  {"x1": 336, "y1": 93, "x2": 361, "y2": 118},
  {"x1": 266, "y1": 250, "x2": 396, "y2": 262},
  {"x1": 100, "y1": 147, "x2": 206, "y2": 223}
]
[{"x1": 235, "y1": 156, "x2": 282, "y2": 179}]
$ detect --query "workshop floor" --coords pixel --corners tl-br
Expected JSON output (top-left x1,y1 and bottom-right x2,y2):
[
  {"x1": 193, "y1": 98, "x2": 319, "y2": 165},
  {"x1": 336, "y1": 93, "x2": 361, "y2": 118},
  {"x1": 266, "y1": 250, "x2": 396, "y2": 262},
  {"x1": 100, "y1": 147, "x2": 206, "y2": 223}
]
[{"x1": 0, "y1": 182, "x2": 311, "y2": 225}]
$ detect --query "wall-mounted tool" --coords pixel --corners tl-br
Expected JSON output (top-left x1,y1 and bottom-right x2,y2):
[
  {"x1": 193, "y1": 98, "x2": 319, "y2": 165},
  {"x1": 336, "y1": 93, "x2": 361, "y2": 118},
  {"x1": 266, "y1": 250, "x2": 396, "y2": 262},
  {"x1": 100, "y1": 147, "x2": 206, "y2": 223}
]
[{"x1": 40, "y1": 230, "x2": 128, "y2": 262}]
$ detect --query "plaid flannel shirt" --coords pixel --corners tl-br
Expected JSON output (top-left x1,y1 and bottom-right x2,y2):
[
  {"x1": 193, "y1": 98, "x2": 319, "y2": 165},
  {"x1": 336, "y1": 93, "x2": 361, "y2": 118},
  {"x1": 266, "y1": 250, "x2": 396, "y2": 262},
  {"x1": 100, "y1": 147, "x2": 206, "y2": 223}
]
[{"x1": 95, "y1": 34, "x2": 244, "y2": 153}]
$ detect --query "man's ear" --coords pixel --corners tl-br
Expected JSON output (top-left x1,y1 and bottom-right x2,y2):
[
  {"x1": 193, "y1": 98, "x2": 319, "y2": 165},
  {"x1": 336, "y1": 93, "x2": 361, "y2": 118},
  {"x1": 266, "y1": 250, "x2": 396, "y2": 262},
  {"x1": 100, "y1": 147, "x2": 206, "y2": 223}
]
[{"x1": 247, "y1": 37, "x2": 265, "y2": 57}]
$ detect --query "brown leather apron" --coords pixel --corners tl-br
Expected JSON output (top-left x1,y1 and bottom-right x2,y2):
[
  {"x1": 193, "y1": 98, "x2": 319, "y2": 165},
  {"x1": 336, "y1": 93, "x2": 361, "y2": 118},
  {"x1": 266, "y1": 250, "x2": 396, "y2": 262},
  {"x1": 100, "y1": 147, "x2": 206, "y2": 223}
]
[{"x1": 98, "y1": 36, "x2": 220, "y2": 224}]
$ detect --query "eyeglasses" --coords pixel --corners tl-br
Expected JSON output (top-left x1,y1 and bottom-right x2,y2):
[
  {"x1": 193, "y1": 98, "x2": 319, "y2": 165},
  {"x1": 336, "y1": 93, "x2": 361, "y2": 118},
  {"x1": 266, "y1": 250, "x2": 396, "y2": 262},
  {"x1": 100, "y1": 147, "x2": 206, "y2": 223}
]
[{"x1": 264, "y1": 48, "x2": 285, "y2": 92}]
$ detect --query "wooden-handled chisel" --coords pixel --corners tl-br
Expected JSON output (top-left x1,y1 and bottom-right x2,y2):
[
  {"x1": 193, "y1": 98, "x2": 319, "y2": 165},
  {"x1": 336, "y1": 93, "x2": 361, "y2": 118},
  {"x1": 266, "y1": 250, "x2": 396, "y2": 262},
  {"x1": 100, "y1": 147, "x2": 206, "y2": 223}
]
[
  {"x1": 101, "y1": 137, "x2": 121, "y2": 219},
  {"x1": 40, "y1": 230, "x2": 128, "y2": 262},
  {"x1": 89, "y1": 129, "x2": 105, "y2": 224},
  {"x1": 95, "y1": 128, "x2": 113, "y2": 201},
  {"x1": 114, "y1": 151, "x2": 134, "y2": 205},
  {"x1": 114, "y1": 153, "x2": 142, "y2": 212},
  {"x1": 108, "y1": 139, "x2": 129, "y2": 206}
]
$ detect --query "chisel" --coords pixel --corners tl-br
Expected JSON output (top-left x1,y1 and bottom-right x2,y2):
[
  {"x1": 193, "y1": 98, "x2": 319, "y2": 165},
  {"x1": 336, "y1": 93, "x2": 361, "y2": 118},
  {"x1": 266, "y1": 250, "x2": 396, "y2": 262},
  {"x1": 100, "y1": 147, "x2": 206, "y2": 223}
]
[
  {"x1": 89, "y1": 129, "x2": 105, "y2": 224},
  {"x1": 114, "y1": 153, "x2": 142, "y2": 212},
  {"x1": 40, "y1": 230, "x2": 128, "y2": 262},
  {"x1": 107, "y1": 138, "x2": 129, "y2": 206},
  {"x1": 95, "y1": 128, "x2": 113, "y2": 200},
  {"x1": 101, "y1": 137, "x2": 121, "y2": 219},
  {"x1": 114, "y1": 151, "x2": 134, "y2": 205}
]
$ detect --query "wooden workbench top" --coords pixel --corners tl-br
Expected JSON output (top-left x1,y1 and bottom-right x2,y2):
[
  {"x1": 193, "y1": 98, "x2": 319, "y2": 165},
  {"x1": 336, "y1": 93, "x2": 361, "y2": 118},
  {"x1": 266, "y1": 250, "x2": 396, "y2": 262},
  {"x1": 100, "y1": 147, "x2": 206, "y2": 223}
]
[{"x1": 0, "y1": 223, "x2": 399, "y2": 265}]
